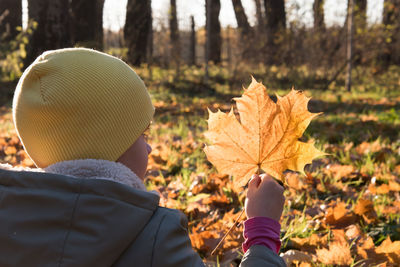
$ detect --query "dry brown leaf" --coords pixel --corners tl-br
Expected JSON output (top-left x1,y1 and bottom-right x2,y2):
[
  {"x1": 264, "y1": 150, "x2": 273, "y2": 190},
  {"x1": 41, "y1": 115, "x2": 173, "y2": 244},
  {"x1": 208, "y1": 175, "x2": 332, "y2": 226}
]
[
  {"x1": 190, "y1": 228, "x2": 220, "y2": 254},
  {"x1": 368, "y1": 183, "x2": 391, "y2": 195},
  {"x1": 316, "y1": 230, "x2": 352, "y2": 265},
  {"x1": 204, "y1": 78, "x2": 325, "y2": 186},
  {"x1": 354, "y1": 198, "x2": 378, "y2": 224},
  {"x1": 376, "y1": 236, "x2": 400, "y2": 254},
  {"x1": 377, "y1": 184, "x2": 390, "y2": 194},
  {"x1": 360, "y1": 114, "x2": 379, "y2": 122},
  {"x1": 376, "y1": 237, "x2": 400, "y2": 264},
  {"x1": 394, "y1": 165, "x2": 400, "y2": 175},
  {"x1": 291, "y1": 233, "x2": 328, "y2": 253},
  {"x1": 345, "y1": 224, "x2": 363, "y2": 240},
  {"x1": 325, "y1": 164, "x2": 354, "y2": 180},
  {"x1": 356, "y1": 236, "x2": 389, "y2": 266},
  {"x1": 286, "y1": 172, "x2": 307, "y2": 190},
  {"x1": 4, "y1": 146, "x2": 17, "y2": 155},
  {"x1": 356, "y1": 139, "x2": 383, "y2": 155},
  {"x1": 281, "y1": 250, "x2": 312, "y2": 265},
  {"x1": 388, "y1": 181, "x2": 400, "y2": 191},
  {"x1": 325, "y1": 201, "x2": 357, "y2": 227}
]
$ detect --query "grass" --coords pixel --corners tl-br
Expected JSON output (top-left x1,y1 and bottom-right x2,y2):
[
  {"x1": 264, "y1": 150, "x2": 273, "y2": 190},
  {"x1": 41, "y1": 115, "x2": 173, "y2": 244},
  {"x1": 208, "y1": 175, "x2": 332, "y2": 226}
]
[{"x1": 1, "y1": 63, "x2": 400, "y2": 266}]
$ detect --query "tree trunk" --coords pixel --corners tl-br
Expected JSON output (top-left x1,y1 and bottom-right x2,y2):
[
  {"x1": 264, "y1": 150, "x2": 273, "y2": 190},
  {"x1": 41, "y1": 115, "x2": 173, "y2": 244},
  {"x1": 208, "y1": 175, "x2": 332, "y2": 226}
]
[
  {"x1": 312, "y1": 0, "x2": 326, "y2": 66},
  {"x1": 169, "y1": 0, "x2": 180, "y2": 77},
  {"x1": 124, "y1": 0, "x2": 152, "y2": 66},
  {"x1": 346, "y1": 0, "x2": 354, "y2": 92},
  {"x1": 264, "y1": 0, "x2": 285, "y2": 34},
  {"x1": 147, "y1": 13, "x2": 153, "y2": 63},
  {"x1": 254, "y1": 0, "x2": 264, "y2": 33},
  {"x1": 383, "y1": 0, "x2": 400, "y2": 25},
  {"x1": 231, "y1": 0, "x2": 251, "y2": 35},
  {"x1": 351, "y1": 0, "x2": 366, "y2": 64},
  {"x1": 354, "y1": 0, "x2": 367, "y2": 30},
  {"x1": 147, "y1": 8, "x2": 153, "y2": 80},
  {"x1": 70, "y1": 0, "x2": 104, "y2": 50},
  {"x1": 25, "y1": 0, "x2": 71, "y2": 66},
  {"x1": 232, "y1": 0, "x2": 253, "y2": 59},
  {"x1": 206, "y1": 0, "x2": 221, "y2": 64},
  {"x1": 0, "y1": 0, "x2": 22, "y2": 41},
  {"x1": 313, "y1": 0, "x2": 325, "y2": 32},
  {"x1": 264, "y1": 0, "x2": 285, "y2": 64},
  {"x1": 190, "y1": 15, "x2": 196, "y2": 66},
  {"x1": 382, "y1": 0, "x2": 400, "y2": 65}
]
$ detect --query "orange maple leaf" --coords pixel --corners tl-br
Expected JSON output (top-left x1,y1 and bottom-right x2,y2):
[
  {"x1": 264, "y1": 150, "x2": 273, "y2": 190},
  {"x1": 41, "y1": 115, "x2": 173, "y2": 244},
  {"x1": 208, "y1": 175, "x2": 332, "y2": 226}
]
[{"x1": 204, "y1": 77, "x2": 325, "y2": 187}]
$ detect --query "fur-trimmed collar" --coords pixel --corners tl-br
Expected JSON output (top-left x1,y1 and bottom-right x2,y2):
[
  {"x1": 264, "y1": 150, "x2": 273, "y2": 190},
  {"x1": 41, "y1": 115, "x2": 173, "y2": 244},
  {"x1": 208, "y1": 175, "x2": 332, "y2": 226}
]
[{"x1": 0, "y1": 159, "x2": 146, "y2": 191}]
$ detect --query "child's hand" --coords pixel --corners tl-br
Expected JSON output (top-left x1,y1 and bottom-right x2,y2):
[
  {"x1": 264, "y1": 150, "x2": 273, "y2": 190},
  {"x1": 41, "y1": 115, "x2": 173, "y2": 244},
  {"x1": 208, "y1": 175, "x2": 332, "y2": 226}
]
[{"x1": 245, "y1": 174, "x2": 285, "y2": 221}]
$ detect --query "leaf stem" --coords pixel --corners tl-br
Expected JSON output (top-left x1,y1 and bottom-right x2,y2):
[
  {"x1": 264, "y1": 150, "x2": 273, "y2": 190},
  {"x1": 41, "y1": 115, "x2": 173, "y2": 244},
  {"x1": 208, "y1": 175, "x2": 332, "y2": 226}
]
[
  {"x1": 211, "y1": 208, "x2": 245, "y2": 255},
  {"x1": 211, "y1": 174, "x2": 256, "y2": 256}
]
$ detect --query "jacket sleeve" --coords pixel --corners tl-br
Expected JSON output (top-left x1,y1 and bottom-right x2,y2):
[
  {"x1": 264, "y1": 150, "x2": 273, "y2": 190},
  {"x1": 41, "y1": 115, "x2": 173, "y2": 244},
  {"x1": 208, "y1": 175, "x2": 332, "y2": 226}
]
[
  {"x1": 239, "y1": 245, "x2": 286, "y2": 267},
  {"x1": 152, "y1": 209, "x2": 205, "y2": 267}
]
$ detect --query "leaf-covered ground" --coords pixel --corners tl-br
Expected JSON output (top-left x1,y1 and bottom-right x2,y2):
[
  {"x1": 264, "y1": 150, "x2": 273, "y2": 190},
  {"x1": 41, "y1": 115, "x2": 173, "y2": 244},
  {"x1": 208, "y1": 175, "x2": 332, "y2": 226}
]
[{"x1": 1, "y1": 65, "x2": 400, "y2": 266}]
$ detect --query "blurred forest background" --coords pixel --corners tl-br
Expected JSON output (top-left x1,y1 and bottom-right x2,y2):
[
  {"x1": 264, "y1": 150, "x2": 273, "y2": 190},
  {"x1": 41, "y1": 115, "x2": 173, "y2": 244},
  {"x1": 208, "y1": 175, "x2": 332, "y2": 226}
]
[{"x1": 1, "y1": 0, "x2": 400, "y2": 266}]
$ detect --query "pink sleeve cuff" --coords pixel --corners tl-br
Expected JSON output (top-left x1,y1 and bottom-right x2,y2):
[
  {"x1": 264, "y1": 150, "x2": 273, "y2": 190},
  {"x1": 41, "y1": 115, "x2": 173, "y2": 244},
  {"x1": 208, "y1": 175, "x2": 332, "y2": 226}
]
[{"x1": 242, "y1": 216, "x2": 281, "y2": 254}]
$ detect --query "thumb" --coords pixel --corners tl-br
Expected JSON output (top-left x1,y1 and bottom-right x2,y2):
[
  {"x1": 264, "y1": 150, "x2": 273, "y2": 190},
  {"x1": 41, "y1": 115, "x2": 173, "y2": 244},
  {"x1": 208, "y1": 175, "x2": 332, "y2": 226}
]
[{"x1": 248, "y1": 174, "x2": 261, "y2": 190}]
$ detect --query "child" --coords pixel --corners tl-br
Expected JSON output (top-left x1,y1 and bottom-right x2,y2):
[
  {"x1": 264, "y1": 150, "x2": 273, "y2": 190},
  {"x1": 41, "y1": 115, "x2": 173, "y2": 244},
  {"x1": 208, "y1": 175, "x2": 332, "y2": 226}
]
[{"x1": 0, "y1": 48, "x2": 285, "y2": 267}]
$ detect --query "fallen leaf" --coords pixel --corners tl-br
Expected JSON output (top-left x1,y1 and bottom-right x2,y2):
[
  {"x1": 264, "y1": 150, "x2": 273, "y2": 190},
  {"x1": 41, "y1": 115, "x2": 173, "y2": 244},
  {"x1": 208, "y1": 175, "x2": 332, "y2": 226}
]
[
  {"x1": 360, "y1": 114, "x2": 379, "y2": 122},
  {"x1": 286, "y1": 172, "x2": 307, "y2": 190},
  {"x1": 316, "y1": 230, "x2": 352, "y2": 265},
  {"x1": 204, "y1": 78, "x2": 325, "y2": 186},
  {"x1": 377, "y1": 184, "x2": 390, "y2": 194},
  {"x1": 356, "y1": 139, "x2": 383, "y2": 155},
  {"x1": 291, "y1": 233, "x2": 328, "y2": 252},
  {"x1": 325, "y1": 201, "x2": 357, "y2": 227},
  {"x1": 356, "y1": 236, "x2": 388, "y2": 266},
  {"x1": 190, "y1": 228, "x2": 220, "y2": 254},
  {"x1": 202, "y1": 193, "x2": 230, "y2": 207},
  {"x1": 325, "y1": 164, "x2": 354, "y2": 180},
  {"x1": 281, "y1": 250, "x2": 312, "y2": 265},
  {"x1": 345, "y1": 224, "x2": 363, "y2": 240},
  {"x1": 388, "y1": 181, "x2": 400, "y2": 191},
  {"x1": 4, "y1": 146, "x2": 17, "y2": 155},
  {"x1": 376, "y1": 236, "x2": 400, "y2": 264},
  {"x1": 354, "y1": 198, "x2": 378, "y2": 224}
]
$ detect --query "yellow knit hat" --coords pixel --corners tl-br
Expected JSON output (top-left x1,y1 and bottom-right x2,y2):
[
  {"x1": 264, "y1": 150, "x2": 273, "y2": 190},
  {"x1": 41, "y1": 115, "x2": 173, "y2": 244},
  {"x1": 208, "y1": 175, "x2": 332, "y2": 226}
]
[{"x1": 13, "y1": 48, "x2": 154, "y2": 168}]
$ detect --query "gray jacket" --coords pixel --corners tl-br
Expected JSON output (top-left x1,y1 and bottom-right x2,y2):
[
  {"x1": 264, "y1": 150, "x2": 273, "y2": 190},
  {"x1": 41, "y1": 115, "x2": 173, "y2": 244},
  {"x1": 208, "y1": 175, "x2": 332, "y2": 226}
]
[{"x1": 0, "y1": 160, "x2": 285, "y2": 267}]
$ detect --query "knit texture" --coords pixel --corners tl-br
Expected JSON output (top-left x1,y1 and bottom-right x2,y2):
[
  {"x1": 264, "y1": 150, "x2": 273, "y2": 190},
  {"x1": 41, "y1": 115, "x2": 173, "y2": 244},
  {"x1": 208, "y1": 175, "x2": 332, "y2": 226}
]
[{"x1": 13, "y1": 48, "x2": 154, "y2": 168}]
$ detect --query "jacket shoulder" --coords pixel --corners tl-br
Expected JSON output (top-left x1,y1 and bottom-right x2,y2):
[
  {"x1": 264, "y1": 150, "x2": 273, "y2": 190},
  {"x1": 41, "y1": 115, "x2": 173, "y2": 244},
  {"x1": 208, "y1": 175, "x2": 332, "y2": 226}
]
[
  {"x1": 151, "y1": 206, "x2": 204, "y2": 267},
  {"x1": 113, "y1": 206, "x2": 204, "y2": 267},
  {"x1": 155, "y1": 207, "x2": 188, "y2": 227}
]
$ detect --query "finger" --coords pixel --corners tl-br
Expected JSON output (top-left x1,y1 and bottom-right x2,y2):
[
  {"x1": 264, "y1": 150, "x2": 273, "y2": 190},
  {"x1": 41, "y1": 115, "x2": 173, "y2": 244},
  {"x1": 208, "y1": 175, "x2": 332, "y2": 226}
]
[
  {"x1": 248, "y1": 174, "x2": 261, "y2": 190},
  {"x1": 261, "y1": 173, "x2": 283, "y2": 188},
  {"x1": 260, "y1": 173, "x2": 274, "y2": 182},
  {"x1": 260, "y1": 175, "x2": 285, "y2": 191}
]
